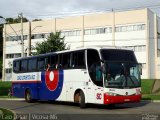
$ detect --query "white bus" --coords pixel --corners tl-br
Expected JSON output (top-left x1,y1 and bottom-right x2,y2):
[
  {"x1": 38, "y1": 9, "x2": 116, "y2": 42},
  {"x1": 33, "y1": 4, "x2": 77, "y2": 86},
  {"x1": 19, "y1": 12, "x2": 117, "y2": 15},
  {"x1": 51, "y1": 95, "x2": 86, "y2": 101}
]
[{"x1": 12, "y1": 47, "x2": 141, "y2": 108}]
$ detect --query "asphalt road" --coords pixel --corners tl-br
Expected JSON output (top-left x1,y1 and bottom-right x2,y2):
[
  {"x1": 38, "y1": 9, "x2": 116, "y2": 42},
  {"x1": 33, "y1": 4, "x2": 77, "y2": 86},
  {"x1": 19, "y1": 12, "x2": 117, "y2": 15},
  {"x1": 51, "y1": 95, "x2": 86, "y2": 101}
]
[{"x1": 0, "y1": 100, "x2": 160, "y2": 120}]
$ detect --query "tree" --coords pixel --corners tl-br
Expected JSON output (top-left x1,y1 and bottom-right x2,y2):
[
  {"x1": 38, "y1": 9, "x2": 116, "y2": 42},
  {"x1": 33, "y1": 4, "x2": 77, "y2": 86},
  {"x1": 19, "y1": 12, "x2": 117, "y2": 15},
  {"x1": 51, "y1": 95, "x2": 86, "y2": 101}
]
[
  {"x1": 5, "y1": 17, "x2": 28, "y2": 24},
  {"x1": 32, "y1": 19, "x2": 42, "y2": 22},
  {"x1": 34, "y1": 31, "x2": 68, "y2": 55}
]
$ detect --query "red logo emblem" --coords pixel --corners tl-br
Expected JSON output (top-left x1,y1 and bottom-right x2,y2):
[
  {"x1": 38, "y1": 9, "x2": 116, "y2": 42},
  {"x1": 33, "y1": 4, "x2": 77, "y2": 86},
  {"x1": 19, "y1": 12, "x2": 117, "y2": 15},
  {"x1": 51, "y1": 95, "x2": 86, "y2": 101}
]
[
  {"x1": 96, "y1": 93, "x2": 102, "y2": 100},
  {"x1": 45, "y1": 70, "x2": 59, "y2": 91}
]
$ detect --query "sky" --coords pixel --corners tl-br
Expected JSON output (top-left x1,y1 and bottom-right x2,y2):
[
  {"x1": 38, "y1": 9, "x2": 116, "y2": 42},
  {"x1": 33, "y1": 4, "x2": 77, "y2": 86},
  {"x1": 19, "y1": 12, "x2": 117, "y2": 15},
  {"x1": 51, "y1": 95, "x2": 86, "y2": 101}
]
[{"x1": 0, "y1": 0, "x2": 160, "y2": 20}]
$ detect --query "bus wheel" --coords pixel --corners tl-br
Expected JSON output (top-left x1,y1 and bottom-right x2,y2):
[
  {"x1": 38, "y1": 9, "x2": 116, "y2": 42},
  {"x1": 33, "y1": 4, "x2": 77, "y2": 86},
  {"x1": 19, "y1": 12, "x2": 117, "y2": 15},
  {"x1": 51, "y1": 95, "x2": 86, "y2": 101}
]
[
  {"x1": 74, "y1": 92, "x2": 80, "y2": 103},
  {"x1": 25, "y1": 89, "x2": 32, "y2": 103},
  {"x1": 79, "y1": 91, "x2": 86, "y2": 108}
]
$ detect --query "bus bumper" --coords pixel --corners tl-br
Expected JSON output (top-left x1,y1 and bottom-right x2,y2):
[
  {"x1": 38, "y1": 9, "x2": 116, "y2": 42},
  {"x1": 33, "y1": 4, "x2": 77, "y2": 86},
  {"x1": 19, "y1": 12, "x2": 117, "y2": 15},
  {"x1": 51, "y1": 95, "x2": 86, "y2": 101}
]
[{"x1": 104, "y1": 94, "x2": 141, "y2": 104}]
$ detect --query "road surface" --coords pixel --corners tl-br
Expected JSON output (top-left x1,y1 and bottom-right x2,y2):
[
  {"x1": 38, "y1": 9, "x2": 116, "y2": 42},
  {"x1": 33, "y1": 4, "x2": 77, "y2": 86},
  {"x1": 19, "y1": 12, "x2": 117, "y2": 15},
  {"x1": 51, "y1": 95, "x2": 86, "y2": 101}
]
[{"x1": 0, "y1": 100, "x2": 159, "y2": 120}]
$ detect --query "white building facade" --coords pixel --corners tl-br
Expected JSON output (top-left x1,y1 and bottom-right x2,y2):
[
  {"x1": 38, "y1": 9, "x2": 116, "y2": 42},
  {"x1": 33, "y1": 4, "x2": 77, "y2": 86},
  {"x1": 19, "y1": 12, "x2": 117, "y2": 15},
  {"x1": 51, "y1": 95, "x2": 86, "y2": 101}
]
[{"x1": 2, "y1": 8, "x2": 160, "y2": 80}]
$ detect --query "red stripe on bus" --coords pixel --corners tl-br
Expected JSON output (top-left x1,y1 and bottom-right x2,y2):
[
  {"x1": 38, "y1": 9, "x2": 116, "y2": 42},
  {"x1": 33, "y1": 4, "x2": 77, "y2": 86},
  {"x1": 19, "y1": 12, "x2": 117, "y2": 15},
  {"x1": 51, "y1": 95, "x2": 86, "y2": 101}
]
[
  {"x1": 104, "y1": 94, "x2": 141, "y2": 104},
  {"x1": 12, "y1": 80, "x2": 42, "y2": 84}
]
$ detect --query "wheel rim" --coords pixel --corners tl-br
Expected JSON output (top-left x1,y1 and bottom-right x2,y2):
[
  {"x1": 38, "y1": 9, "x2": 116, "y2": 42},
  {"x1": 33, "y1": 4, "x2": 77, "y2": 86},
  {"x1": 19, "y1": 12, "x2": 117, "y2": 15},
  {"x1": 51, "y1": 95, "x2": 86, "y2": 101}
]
[
  {"x1": 26, "y1": 91, "x2": 31, "y2": 101},
  {"x1": 74, "y1": 93, "x2": 80, "y2": 103}
]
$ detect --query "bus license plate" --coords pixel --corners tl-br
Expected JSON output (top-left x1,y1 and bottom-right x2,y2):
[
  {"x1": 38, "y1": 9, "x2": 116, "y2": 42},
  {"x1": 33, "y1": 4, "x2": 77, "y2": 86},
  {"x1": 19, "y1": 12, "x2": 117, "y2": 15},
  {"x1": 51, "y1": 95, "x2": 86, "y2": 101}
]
[{"x1": 124, "y1": 99, "x2": 130, "y2": 102}]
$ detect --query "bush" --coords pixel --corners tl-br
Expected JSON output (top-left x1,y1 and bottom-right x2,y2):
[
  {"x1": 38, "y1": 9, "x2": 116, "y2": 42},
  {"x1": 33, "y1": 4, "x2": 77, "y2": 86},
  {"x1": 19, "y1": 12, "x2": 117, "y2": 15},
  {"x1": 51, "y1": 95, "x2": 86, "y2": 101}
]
[
  {"x1": 0, "y1": 81, "x2": 12, "y2": 96},
  {"x1": 141, "y1": 79, "x2": 154, "y2": 94}
]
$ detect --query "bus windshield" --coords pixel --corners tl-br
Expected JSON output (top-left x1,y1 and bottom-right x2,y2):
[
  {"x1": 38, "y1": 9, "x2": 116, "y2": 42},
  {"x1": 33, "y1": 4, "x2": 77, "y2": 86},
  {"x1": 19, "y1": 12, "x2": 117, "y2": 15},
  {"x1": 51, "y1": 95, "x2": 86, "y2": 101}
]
[
  {"x1": 103, "y1": 61, "x2": 141, "y2": 88},
  {"x1": 100, "y1": 49, "x2": 141, "y2": 88}
]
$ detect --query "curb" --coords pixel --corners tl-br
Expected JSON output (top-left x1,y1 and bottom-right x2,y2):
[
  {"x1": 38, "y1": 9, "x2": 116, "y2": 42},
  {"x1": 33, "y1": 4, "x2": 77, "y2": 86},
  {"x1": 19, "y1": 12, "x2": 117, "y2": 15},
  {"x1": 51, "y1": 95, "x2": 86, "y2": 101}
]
[{"x1": 0, "y1": 98, "x2": 24, "y2": 101}]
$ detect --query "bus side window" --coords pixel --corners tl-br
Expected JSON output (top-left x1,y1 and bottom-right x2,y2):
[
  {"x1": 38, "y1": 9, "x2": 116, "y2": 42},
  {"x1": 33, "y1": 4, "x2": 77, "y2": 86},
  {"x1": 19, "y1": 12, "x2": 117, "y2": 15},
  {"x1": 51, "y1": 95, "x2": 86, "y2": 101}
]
[
  {"x1": 21, "y1": 60, "x2": 28, "y2": 72},
  {"x1": 50, "y1": 55, "x2": 58, "y2": 70},
  {"x1": 72, "y1": 51, "x2": 86, "y2": 69},
  {"x1": 28, "y1": 58, "x2": 37, "y2": 72},
  {"x1": 87, "y1": 49, "x2": 102, "y2": 87},
  {"x1": 37, "y1": 57, "x2": 45, "y2": 71},
  {"x1": 44, "y1": 56, "x2": 50, "y2": 70},
  {"x1": 58, "y1": 54, "x2": 63, "y2": 69},
  {"x1": 13, "y1": 61, "x2": 20, "y2": 73},
  {"x1": 62, "y1": 53, "x2": 71, "y2": 69}
]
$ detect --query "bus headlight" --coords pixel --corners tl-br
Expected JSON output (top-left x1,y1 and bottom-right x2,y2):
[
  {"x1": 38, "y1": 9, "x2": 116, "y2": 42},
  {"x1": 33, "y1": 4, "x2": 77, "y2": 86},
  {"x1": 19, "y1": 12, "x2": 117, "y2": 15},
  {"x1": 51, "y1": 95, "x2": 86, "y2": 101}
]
[{"x1": 105, "y1": 92, "x2": 118, "y2": 96}]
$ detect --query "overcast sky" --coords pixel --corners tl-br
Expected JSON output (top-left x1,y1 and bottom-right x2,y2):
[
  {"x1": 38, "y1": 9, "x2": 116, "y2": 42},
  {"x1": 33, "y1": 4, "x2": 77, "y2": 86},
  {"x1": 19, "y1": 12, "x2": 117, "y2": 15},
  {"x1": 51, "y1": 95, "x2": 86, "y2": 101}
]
[{"x1": 0, "y1": 0, "x2": 160, "y2": 20}]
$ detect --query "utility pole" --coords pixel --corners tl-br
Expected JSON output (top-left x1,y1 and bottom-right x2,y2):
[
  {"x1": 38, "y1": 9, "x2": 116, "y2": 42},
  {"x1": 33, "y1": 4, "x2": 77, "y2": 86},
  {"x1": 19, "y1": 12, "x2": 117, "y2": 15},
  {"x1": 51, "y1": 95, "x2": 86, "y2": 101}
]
[
  {"x1": 112, "y1": 8, "x2": 115, "y2": 47},
  {"x1": 19, "y1": 13, "x2": 24, "y2": 57},
  {"x1": 28, "y1": 21, "x2": 31, "y2": 56}
]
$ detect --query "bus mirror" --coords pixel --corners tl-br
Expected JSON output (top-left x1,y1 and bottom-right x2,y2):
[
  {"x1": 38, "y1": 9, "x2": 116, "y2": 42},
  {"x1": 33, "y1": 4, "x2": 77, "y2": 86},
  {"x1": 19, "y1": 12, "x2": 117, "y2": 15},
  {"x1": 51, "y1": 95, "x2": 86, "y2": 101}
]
[
  {"x1": 139, "y1": 63, "x2": 142, "y2": 75},
  {"x1": 100, "y1": 59, "x2": 104, "y2": 63}
]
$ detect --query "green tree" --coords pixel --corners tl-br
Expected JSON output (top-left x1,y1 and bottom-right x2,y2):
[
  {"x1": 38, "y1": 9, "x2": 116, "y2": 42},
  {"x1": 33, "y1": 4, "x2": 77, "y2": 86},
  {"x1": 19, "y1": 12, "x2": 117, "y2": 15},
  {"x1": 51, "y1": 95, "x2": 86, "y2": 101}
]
[
  {"x1": 6, "y1": 17, "x2": 28, "y2": 24},
  {"x1": 35, "y1": 31, "x2": 68, "y2": 55}
]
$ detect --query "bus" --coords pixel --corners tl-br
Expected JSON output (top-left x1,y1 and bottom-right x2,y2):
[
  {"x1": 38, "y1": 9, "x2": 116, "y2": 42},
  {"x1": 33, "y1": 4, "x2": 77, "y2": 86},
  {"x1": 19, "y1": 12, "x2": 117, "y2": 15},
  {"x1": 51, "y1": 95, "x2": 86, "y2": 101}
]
[{"x1": 12, "y1": 47, "x2": 142, "y2": 108}]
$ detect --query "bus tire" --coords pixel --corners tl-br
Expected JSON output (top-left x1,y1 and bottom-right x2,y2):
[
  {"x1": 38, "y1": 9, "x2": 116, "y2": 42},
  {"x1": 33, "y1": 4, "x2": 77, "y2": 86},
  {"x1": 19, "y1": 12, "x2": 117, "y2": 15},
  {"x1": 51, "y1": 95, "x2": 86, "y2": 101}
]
[
  {"x1": 79, "y1": 91, "x2": 86, "y2": 108},
  {"x1": 25, "y1": 89, "x2": 33, "y2": 103}
]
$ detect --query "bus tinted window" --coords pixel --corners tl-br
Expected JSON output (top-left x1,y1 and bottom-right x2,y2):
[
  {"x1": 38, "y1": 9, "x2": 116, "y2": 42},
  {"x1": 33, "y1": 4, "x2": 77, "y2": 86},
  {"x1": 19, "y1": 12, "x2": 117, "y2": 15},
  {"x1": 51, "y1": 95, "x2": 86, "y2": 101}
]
[
  {"x1": 21, "y1": 60, "x2": 28, "y2": 72},
  {"x1": 13, "y1": 61, "x2": 20, "y2": 72},
  {"x1": 101, "y1": 49, "x2": 137, "y2": 62},
  {"x1": 50, "y1": 55, "x2": 58, "y2": 69},
  {"x1": 28, "y1": 59, "x2": 37, "y2": 71},
  {"x1": 87, "y1": 49, "x2": 102, "y2": 87},
  {"x1": 37, "y1": 57, "x2": 45, "y2": 71},
  {"x1": 62, "y1": 53, "x2": 71, "y2": 69},
  {"x1": 72, "y1": 51, "x2": 86, "y2": 69}
]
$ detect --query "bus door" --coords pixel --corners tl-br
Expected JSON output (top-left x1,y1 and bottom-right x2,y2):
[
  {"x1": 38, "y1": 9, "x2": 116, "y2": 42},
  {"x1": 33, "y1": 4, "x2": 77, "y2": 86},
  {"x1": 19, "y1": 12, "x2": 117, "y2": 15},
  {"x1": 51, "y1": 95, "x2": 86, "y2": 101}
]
[{"x1": 87, "y1": 49, "x2": 104, "y2": 104}]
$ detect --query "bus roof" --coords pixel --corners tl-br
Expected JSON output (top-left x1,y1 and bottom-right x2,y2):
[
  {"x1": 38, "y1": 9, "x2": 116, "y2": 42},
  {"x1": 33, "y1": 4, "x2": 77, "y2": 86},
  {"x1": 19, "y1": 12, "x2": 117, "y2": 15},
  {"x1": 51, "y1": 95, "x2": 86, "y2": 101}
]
[{"x1": 13, "y1": 46, "x2": 133, "y2": 61}]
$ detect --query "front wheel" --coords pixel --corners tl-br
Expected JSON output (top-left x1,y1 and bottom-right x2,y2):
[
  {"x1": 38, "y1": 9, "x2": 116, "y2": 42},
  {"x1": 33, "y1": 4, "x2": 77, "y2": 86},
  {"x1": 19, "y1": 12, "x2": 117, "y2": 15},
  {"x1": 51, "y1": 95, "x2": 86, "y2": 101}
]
[
  {"x1": 79, "y1": 91, "x2": 86, "y2": 108},
  {"x1": 25, "y1": 89, "x2": 33, "y2": 103}
]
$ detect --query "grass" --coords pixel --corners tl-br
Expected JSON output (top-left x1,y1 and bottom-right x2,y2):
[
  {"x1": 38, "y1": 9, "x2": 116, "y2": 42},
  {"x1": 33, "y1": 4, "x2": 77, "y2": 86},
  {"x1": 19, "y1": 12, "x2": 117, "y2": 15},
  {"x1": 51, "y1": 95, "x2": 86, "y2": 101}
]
[
  {"x1": 141, "y1": 79, "x2": 160, "y2": 100},
  {"x1": 141, "y1": 79, "x2": 154, "y2": 94},
  {"x1": 142, "y1": 94, "x2": 160, "y2": 100},
  {"x1": 0, "y1": 81, "x2": 12, "y2": 96},
  {"x1": 0, "y1": 108, "x2": 14, "y2": 120}
]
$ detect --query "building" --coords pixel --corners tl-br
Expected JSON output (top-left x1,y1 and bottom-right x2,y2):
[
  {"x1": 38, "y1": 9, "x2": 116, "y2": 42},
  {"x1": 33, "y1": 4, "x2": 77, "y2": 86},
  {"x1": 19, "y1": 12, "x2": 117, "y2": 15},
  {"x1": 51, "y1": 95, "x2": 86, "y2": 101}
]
[{"x1": 2, "y1": 8, "x2": 160, "y2": 81}]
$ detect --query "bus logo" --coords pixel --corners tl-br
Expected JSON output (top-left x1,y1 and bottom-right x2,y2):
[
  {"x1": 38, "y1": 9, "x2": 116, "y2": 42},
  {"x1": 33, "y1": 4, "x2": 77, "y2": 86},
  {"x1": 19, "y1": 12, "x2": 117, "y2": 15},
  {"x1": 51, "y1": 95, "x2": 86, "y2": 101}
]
[
  {"x1": 45, "y1": 70, "x2": 59, "y2": 91},
  {"x1": 96, "y1": 93, "x2": 102, "y2": 100}
]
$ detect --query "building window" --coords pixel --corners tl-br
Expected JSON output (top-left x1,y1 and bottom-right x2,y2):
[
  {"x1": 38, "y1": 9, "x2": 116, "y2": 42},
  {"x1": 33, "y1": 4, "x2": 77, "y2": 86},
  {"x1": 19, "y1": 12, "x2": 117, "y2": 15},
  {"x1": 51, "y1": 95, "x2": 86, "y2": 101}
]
[
  {"x1": 84, "y1": 29, "x2": 90, "y2": 35},
  {"x1": 124, "y1": 45, "x2": 146, "y2": 52},
  {"x1": 31, "y1": 33, "x2": 49, "y2": 39},
  {"x1": 6, "y1": 53, "x2": 21, "y2": 59},
  {"x1": 84, "y1": 27, "x2": 112, "y2": 35},
  {"x1": 5, "y1": 68, "x2": 12, "y2": 73},
  {"x1": 116, "y1": 24, "x2": 145, "y2": 32},
  {"x1": 6, "y1": 35, "x2": 27, "y2": 41},
  {"x1": 61, "y1": 30, "x2": 81, "y2": 37},
  {"x1": 127, "y1": 25, "x2": 133, "y2": 31},
  {"x1": 15, "y1": 53, "x2": 21, "y2": 58}
]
